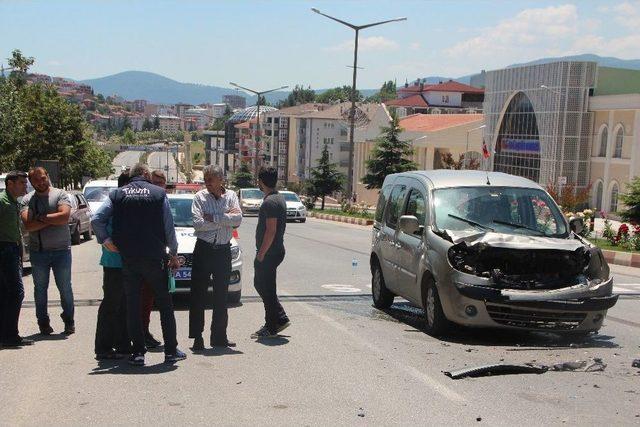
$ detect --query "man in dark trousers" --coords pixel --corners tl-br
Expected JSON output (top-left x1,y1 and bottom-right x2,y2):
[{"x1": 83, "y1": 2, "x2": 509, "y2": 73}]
[
  {"x1": 251, "y1": 167, "x2": 290, "y2": 339},
  {"x1": 0, "y1": 171, "x2": 33, "y2": 348},
  {"x1": 92, "y1": 163, "x2": 186, "y2": 366},
  {"x1": 189, "y1": 165, "x2": 242, "y2": 350}
]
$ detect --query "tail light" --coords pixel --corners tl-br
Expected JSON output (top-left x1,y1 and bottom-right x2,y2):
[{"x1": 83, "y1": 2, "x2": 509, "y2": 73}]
[{"x1": 232, "y1": 229, "x2": 239, "y2": 240}]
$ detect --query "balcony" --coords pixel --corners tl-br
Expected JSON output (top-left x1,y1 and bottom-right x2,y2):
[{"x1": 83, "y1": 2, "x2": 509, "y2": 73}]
[{"x1": 340, "y1": 143, "x2": 350, "y2": 152}]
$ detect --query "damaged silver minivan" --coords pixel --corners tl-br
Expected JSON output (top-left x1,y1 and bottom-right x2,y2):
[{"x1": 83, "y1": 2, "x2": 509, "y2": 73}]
[{"x1": 370, "y1": 170, "x2": 618, "y2": 336}]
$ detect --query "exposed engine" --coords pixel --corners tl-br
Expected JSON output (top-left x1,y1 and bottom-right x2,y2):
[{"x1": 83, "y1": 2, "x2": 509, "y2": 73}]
[{"x1": 448, "y1": 242, "x2": 595, "y2": 290}]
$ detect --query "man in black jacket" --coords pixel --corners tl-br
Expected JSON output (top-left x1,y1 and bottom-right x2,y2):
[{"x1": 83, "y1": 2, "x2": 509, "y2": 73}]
[{"x1": 92, "y1": 163, "x2": 186, "y2": 366}]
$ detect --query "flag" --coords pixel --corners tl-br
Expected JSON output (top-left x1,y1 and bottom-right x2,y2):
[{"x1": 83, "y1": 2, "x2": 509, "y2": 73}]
[{"x1": 482, "y1": 139, "x2": 490, "y2": 159}]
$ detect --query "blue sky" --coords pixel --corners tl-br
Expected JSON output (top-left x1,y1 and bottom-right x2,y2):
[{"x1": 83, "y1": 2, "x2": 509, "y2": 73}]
[{"x1": 1, "y1": 0, "x2": 638, "y2": 89}]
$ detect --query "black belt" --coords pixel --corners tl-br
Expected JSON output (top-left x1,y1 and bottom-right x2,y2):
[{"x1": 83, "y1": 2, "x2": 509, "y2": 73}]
[{"x1": 197, "y1": 239, "x2": 230, "y2": 250}]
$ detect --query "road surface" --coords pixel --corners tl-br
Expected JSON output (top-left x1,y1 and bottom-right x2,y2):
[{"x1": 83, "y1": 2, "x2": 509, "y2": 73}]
[
  {"x1": 2, "y1": 218, "x2": 639, "y2": 425},
  {"x1": 148, "y1": 150, "x2": 184, "y2": 183},
  {"x1": 111, "y1": 151, "x2": 142, "y2": 174}
]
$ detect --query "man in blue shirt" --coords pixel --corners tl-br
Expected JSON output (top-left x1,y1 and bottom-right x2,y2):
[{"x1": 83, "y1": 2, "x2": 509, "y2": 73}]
[{"x1": 92, "y1": 163, "x2": 185, "y2": 366}]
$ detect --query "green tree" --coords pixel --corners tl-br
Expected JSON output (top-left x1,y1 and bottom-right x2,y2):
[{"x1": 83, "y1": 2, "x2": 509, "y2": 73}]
[
  {"x1": 307, "y1": 143, "x2": 345, "y2": 210},
  {"x1": 7, "y1": 49, "x2": 34, "y2": 87},
  {"x1": 96, "y1": 93, "x2": 105, "y2": 103},
  {"x1": 123, "y1": 128, "x2": 136, "y2": 144},
  {"x1": 362, "y1": 113, "x2": 417, "y2": 189},
  {"x1": 141, "y1": 117, "x2": 152, "y2": 131},
  {"x1": 0, "y1": 50, "x2": 111, "y2": 186},
  {"x1": 620, "y1": 177, "x2": 640, "y2": 222},
  {"x1": 209, "y1": 105, "x2": 233, "y2": 131},
  {"x1": 316, "y1": 85, "x2": 362, "y2": 104},
  {"x1": 366, "y1": 80, "x2": 397, "y2": 103},
  {"x1": 439, "y1": 152, "x2": 479, "y2": 170},
  {"x1": 153, "y1": 115, "x2": 160, "y2": 130},
  {"x1": 121, "y1": 116, "x2": 132, "y2": 132},
  {"x1": 279, "y1": 85, "x2": 316, "y2": 108},
  {"x1": 231, "y1": 162, "x2": 254, "y2": 189}
]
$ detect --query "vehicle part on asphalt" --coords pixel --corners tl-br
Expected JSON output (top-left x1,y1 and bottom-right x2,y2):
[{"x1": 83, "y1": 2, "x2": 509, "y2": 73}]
[
  {"x1": 548, "y1": 358, "x2": 607, "y2": 372},
  {"x1": 632, "y1": 359, "x2": 640, "y2": 368},
  {"x1": 443, "y1": 363, "x2": 548, "y2": 379}
]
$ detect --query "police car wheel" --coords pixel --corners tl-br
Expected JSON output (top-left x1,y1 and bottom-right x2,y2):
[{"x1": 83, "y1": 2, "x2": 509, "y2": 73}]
[{"x1": 228, "y1": 291, "x2": 241, "y2": 304}]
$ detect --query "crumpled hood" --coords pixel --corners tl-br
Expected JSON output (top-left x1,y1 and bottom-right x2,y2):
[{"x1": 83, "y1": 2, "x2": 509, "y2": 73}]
[{"x1": 445, "y1": 230, "x2": 584, "y2": 252}]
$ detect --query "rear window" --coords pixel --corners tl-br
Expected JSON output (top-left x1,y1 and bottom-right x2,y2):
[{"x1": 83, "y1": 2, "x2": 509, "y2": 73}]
[{"x1": 386, "y1": 185, "x2": 407, "y2": 229}]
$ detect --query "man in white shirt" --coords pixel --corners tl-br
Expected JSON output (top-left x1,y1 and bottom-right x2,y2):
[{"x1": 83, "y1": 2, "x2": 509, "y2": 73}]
[{"x1": 190, "y1": 165, "x2": 242, "y2": 350}]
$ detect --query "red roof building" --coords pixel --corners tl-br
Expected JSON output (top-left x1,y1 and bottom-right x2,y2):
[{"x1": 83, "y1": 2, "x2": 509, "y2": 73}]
[{"x1": 393, "y1": 79, "x2": 484, "y2": 114}]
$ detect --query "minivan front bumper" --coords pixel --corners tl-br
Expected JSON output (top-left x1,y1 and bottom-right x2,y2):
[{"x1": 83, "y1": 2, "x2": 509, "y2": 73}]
[{"x1": 441, "y1": 275, "x2": 617, "y2": 332}]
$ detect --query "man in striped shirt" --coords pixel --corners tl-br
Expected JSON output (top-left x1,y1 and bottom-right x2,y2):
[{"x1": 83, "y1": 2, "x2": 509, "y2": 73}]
[{"x1": 189, "y1": 165, "x2": 242, "y2": 350}]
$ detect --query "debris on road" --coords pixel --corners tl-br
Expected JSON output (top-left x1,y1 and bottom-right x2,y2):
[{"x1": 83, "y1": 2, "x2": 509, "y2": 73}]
[
  {"x1": 549, "y1": 358, "x2": 606, "y2": 372},
  {"x1": 443, "y1": 364, "x2": 548, "y2": 379}
]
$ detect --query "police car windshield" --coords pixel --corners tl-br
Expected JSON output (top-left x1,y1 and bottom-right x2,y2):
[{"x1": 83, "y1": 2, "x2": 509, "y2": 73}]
[
  {"x1": 282, "y1": 193, "x2": 300, "y2": 202},
  {"x1": 84, "y1": 187, "x2": 113, "y2": 202},
  {"x1": 168, "y1": 198, "x2": 193, "y2": 227}
]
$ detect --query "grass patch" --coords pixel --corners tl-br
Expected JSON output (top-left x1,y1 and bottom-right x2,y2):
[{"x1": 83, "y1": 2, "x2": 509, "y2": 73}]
[
  {"x1": 588, "y1": 237, "x2": 638, "y2": 253},
  {"x1": 311, "y1": 208, "x2": 373, "y2": 220},
  {"x1": 190, "y1": 141, "x2": 205, "y2": 166}
]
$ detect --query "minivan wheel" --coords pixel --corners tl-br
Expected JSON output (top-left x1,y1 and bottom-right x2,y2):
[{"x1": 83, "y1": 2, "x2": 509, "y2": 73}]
[
  {"x1": 422, "y1": 277, "x2": 451, "y2": 336},
  {"x1": 372, "y1": 263, "x2": 394, "y2": 309}
]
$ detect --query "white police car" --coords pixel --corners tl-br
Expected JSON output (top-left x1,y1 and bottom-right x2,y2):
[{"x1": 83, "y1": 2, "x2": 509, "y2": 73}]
[{"x1": 167, "y1": 194, "x2": 242, "y2": 303}]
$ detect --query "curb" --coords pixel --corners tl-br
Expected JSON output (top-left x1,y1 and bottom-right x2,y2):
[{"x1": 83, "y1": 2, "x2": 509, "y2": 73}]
[
  {"x1": 309, "y1": 211, "x2": 373, "y2": 226},
  {"x1": 601, "y1": 249, "x2": 640, "y2": 268}
]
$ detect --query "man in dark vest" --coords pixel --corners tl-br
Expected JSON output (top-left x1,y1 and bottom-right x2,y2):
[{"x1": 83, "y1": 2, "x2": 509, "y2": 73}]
[{"x1": 92, "y1": 163, "x2": 186, "y2": 366}]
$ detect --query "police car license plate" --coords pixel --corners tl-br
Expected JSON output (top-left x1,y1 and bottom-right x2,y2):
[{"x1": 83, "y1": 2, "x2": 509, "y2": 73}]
[{"x1": 175, "y1": 268, "x2": 191, "y2": 281}]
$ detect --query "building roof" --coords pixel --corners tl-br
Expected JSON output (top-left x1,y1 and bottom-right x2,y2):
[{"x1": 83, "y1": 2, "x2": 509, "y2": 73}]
[
  {"x1": 594, "y1": 67, "x2": 640, "y2": 96},
  {"x1": 302, "y1": 102, "x2": 380, "y2": 120},
  {"x1": 264, "y1": 103, "x2": 329, "y2": 117},
  {"x1": 400, "y1": 113, "x2": 484, "y2": 132},
  {"x1": 386, "y1": 94, "x2": 429, "y2": 108},
  {"x1": 398, "y1": 80, "x2": 485, "y2": 95},
  {"x1": 229, "y1": 105, "x2": 278, "y2": 122}
]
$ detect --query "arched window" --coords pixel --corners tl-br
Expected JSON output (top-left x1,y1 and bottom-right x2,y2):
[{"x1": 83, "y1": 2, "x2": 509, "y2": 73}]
[
  {"x1": 610, "y1": 182, "x2": 619, "y2": 213},
  {"x1": 614, "y1": 126, "x2": 624, "y2": 158},
  {"x1": 594, "y1": 181, "x2": 603, "y2": 211},
  {"x1": 599, "y1": 126, "x2": 608, "y2": 157}
]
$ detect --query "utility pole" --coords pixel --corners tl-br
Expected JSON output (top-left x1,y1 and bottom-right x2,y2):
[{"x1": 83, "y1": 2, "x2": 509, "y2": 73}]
[{"x1": 311, "y1": 8, "x2": 406, "y2": 201}]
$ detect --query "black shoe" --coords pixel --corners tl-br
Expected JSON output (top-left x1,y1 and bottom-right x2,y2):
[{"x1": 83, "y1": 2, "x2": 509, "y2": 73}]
[
  {"x1": 128, "y1": 353, "x2": 145, "y2": 366},
  {"x1": 192, "y1": 336, "x2": 205, "y2": 351},
  {"x1": 95, "y1": 350, "x2": 122, "y2": 360},
  {"x1": 63, "y1": 322, "x2": 75, "y2": 335},
  {"x1": 1, "y1": 336, "x2": 35, "y2": 348},
  {"x1": 38, "y1": 321, "x2": 53, "y2": 335},
  {"x1": 211, "y1": 339, "x2": 236, "y2": 348},
  {"x1": 251, "y1": 326, "x2": 277, "y2": 339},
  {"x1": 165, "y1": 348, "x2": 187, "y2": 363},
  {"x1": 276, "y1": 320, "x2": 291, "y2": 334},
  {"x1": 145, "y1": 331, "x2": 161, "y2": 348}
]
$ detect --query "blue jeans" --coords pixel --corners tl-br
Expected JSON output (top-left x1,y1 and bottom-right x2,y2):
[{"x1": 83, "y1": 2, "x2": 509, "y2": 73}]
[{"x1": 30, "y1": 249, "x2": 74, "y2": 324}]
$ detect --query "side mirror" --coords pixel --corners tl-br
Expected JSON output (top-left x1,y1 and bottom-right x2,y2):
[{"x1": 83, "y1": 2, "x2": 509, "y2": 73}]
[
  {"x1": 399, "y1": 215, "x2": 420, "y2": 235},
  {"x1": 569, "y1": 217, "x2": 584, "y2": 235}
]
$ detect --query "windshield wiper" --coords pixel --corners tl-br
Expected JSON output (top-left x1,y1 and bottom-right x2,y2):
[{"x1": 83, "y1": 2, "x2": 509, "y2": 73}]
[
  {"x1": 448, "y1": 214, "x2": 494, "y2": 231},
  {"x1": 492, "y1": 219, "x2": 545, "y2": 235}
]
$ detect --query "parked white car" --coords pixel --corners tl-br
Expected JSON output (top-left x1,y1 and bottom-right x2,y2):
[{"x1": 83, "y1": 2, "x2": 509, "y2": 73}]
[
  {"x1": 280, "y1": 191, "x2": 307, "y2": 223},
  {"x1": 167, "y1": 194, "x2": 243, "y2": 303},
  {"x1": 82, "y1": 180, "x2": 118, "y2": 214}
]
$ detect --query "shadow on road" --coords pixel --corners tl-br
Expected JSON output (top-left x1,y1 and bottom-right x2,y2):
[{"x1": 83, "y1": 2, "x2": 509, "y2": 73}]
[
  {"x1": 23, "y1": 333, "x2": 69, "y2": 342},
  {"x1": 379, "y1": 302, "x2": 620, "y2": 349},
  {"x1": 89, "y1": 360, "x2": 179, "y2": 375},
  {"x1": 254, "y1": 336, "x2": 290, "y2": 347},
  {"x1": 191, "y1": 346, "x2": 244, "y2": 356}
]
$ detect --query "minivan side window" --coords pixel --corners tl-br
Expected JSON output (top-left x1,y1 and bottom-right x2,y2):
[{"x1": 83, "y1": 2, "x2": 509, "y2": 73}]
[
  {"x1": 386, "y1": 185, "x2": 407, "y2": 228},
  {"x1": 375, "y1": 185, "x2": 392, "y2": 223},
  {"x1": 405, "y1": 189, "x2": 427, "y2": 231}
]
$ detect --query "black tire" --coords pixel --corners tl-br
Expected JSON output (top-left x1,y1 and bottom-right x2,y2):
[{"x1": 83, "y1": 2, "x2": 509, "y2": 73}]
[
  {"x1": 422, "y1": 276, "x2": 451, "y2": 336},
  {"x1": 300, "y1": 218, "x2": 306, "y2": 223},
  {"x1": 83, "y1": 225, "x2": 92, "y2": 241},
  {"x1": 71, "y1": 224, "x2": 81, "y2": 245},
  {"x1": 228, "y1": 291, "x2": 241, "y2": 304},
  {"x1": 371, "y1": 262, "x2": 394, "y2": 309}
]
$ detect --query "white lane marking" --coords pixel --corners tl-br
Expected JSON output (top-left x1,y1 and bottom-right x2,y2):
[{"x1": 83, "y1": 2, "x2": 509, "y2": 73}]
[
  {"x1": 282, "y1": 291, "x2": 467, "y2": 404},
  {"x1": 613, "y1": 283, "x2": 640, "y2": 294},
  {"x1": 321, "y1": 284, "x2": 362, "y2": 293}
]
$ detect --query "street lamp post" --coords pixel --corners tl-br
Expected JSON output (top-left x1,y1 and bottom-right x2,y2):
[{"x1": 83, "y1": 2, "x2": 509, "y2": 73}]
[
  {"x1": 311, "y1": 8, "x2": 406, "y2": 201},
  {"x1": 229, "y1": 82, "x2": 288, "y2": 178},
  {"x1": 464, "y1": 124, "x2": 486, "y2": 169}
]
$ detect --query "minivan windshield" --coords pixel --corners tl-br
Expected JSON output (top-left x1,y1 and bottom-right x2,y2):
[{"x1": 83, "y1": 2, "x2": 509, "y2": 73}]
[
  {"x1": 84, "y1": 187, "x2": 114, "y2": 202},
  {"x1": 241, "y1": 189, "x2": 264, "y2": 200},
  {"x1": 433, "y1": 186, "x2": 567, "y2": 237}
]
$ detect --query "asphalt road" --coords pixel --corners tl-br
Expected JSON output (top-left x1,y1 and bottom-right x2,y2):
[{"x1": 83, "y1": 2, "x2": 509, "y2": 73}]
[
  {"x1": 2, "y1": 218, "x2": 639, "y2": 425},
  {"x1": 111, "y1": 151, "x2": 142, "y2": 173}
]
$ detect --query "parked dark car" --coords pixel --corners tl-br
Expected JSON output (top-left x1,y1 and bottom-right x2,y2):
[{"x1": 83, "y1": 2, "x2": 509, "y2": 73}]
[{"x1": 68, "y1": 191, "x2": 92, "y2": 245}]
